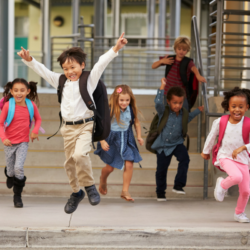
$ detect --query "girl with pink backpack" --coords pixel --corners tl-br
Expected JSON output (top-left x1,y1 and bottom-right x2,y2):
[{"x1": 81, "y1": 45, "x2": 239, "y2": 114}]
[{"x1": 201, "y1": 87, "x2": 250, "y2": 223}]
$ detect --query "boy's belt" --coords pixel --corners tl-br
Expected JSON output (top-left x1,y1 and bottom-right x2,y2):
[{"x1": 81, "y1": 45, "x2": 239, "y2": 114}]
[{"x1": 63, "y1": 117, "x2": 94, "y2": 125}]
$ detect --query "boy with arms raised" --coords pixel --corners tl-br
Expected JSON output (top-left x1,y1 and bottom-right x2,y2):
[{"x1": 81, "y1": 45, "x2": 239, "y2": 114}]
[{"x1": 18, "y1": 33, "x2": 127, "y2": 213}]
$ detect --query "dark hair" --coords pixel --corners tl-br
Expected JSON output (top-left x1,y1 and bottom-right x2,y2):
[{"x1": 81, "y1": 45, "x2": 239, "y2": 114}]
[
  {"x1": 57, "y1": 47, "x2": 87, "y2": 68},
  {"x1": 3, "y1": 78, "x2": 40, "y2": 107},
  {"x1": 166, "y1": 86, "x2": 186, "y2": 101},
  {"x1": 221, "y1": 86, "x2": 250, "y2": 111}
]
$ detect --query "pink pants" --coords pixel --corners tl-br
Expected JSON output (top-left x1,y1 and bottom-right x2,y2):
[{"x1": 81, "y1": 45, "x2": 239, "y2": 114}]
[{"x1": 219, "y1": 158, "x2": 250, "y2": 214}]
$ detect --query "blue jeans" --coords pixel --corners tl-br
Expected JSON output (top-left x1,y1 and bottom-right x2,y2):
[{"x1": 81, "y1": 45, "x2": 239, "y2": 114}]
[{"x1": 156, "y1": 144, "x2": 190, "y2": 195}]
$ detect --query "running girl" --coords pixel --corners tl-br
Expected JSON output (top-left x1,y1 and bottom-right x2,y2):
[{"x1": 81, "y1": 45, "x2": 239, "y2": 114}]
[
  {"x1": 201, "y1": 87, "x2": 250, "y2": 223},
  {"x1": 94, "y1": 85, "x2": 143, "y2": 202},
  {"x1": 0, "y1": 78, "x2": 42, "y2": 208}
]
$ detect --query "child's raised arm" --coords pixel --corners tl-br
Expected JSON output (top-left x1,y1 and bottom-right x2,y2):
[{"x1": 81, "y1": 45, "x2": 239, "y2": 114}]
[
  {"x1": 18, "y1": 47, "x2": 61, "y2": 89},
  {"x1": 154, "y1": 78, "x2": 166, "y2": 115}
]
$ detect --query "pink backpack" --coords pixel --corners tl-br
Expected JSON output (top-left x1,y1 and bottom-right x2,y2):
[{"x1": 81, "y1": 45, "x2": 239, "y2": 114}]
[{"x1": 212, "y1": 115, "x2": 250, "y2": 172}]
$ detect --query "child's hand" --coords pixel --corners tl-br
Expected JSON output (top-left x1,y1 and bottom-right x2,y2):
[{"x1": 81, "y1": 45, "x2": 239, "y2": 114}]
[
  {"x1": 160, "y1": 56, "x2": 174, "y2": 65},
  {"x1": 160, "y1": 78, "x2": 167, "y2": 90},
  {"x1": 201, "y1": 152, "x2": 210, "y2": 160},
  {"x1": 196, "y1": 75, "x2": 207, "y2": 83},
  {"x1": 17, "y1": 47, "x2": 32, "y2": 62},
  {"x1": 30, "y1": 132, "x2": 39, "y2": 142},
  {"x1": 3, "y1": 139, "x2": 12, "y2": 146},
  {"x1": 100, "y1": 140, "x2": 110, "y2": 151},
  {"x1": 198, "y1": 106, "x2": 204, "y2": 112},
  {"x1": 232, "y1": 146, "x2": 247, "y2": 159},
  {"x1": 137, "y1": 138, "x2": 144, "y2": 146},
  {"x1": 113, "y1": 32, "x2": 128, "y2": 53}
]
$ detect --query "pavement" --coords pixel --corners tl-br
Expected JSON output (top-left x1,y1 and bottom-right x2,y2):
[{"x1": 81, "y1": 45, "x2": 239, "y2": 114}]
[{"x1": 1, "y1": 195, "x2": 250, "y2": 249}]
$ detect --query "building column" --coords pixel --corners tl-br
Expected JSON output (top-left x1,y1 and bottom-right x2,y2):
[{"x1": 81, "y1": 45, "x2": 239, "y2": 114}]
[
  {"x1": 0, "y1": 0, "x2": 9, "y2": 86},
  {"x1": 170, "y1": 0, "x2": 180, "y2": 42},
  {"x1": 8, "y1": 0, "x2": 15, "y2": 82},
  {"x1": 193, "y1": 0, "x2": 201, "y2": 32},
  {"x1": 246, "y1": 2, "x2": 250, "y2": 88},
  {"x1": 158, "y1": 0, "x2": 166, "y2": 47},
  {"x1": 94, "y1": 0, "x2": 105, "y2": 51},
  {"x1": 41, "y1": 0, "x2": 50, "y2": 87},
  {"x1": 112, "y1": 0, "x2": 120, "y2": 38},
  {"x1": 147, "y1": 0, "x2": 155, "y2": 47}
]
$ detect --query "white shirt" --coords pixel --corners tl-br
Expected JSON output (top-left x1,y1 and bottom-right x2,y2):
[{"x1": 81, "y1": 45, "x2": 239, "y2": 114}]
[
  {"x1": 203, "y1": 117, "x2": 250, "y2": 169},
  {"x1": 22, "y1": 48, "x2": 118, "y2": 121}
]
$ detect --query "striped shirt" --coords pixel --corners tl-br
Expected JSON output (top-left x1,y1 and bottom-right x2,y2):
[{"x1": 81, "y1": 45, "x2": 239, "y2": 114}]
[{"x1": 164, "y1": 59, "x2": 195, "y2": 95}]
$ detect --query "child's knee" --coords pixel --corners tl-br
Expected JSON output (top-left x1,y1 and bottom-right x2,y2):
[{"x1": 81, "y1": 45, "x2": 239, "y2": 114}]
[
  {"x1": 231, "y1": 174, "x2": 243, "y2": 185},
  {"x1": 240, "y1": 189, "x2": 250, "y2": 198}
]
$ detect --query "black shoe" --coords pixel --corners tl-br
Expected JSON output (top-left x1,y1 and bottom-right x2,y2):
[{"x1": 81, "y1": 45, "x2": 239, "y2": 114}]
[
  {"x1": 157, "y1": 193, "x2": 167, "y2": 201},
  {"x1": 85, "y1": 185, "x2": 100, "y2": 206},
  {"x1": 13, "y1": 176, "x2": 26, "y2": 208},
  {"x1": 64, "y1": 190, "x2": 85, "y2": 214},
  {"x1": 14, "y1": 195, "x2": 23, "y2": 208},
  {"x1": 4, "y1": 167, "x2": 14, "y2": 189},
  {"x1": 172, "y1": 186, "x2": 186, "y2": 195}
]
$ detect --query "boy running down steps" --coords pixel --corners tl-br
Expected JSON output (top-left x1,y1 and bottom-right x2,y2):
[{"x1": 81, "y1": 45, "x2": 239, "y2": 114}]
[
  {"x1": 148, "y1": 78, "x2": 204, "y2": 201},
  {"x1": 18, "y1": 33, "x2": 128, "y2": 214}
]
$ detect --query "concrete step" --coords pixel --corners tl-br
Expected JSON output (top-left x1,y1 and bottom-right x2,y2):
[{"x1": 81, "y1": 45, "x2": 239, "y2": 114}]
[
  {"x1": 0, "y1": 134, "x2": 205, "y2": 153},
  {"x1": 0, "y1": 150, "x2": 205, "y2": 169}
]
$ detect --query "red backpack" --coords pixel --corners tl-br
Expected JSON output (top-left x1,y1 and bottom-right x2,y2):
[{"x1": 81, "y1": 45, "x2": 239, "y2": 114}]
[{"x1": 212, "y1": 115, "x2": 250, "y2": 172}]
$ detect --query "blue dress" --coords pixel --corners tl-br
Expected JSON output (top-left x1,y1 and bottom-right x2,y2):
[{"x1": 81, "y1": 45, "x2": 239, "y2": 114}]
[{"x1": 94, "y1": 106, "x2": 142, "y2": 170}]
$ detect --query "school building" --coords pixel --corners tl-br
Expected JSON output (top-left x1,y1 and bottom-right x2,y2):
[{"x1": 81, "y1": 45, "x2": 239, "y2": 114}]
[{"x1": 0, "y1": 0, "x2": 250, "y2": 199}]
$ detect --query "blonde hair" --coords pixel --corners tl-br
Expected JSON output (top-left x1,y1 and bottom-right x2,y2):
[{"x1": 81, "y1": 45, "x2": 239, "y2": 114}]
[
  {"x1": 174, "y1": 36, "x2": 191, "y2": 52},
  {"x1": 109, "y1": 85, "x2": 140, "y2": 125}
]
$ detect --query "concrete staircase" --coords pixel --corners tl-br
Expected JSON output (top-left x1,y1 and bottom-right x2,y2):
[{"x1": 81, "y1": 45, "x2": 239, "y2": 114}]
[{"x1": 0, "y1": 93, "x2": 213, "y2": 198}]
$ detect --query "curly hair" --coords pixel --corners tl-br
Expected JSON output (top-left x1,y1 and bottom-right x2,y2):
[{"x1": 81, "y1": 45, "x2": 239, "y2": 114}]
[
  {"x1": 166, "y1": 86, "x2": 186, "y2": 101},
  {"x1": 221, "y1": 86, "x2": 250, "y2": 111}
]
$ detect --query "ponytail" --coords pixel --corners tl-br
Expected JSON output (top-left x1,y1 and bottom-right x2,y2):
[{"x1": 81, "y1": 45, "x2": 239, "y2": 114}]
[
  {"x1": 3, "y1": 82, "x2": 13, "y2": 101},
  {"x1": 27, "y1": 81, "x2": 40, "y2": 107},
  {"x1": 2, "y1": 78, "x2": 40, "y2": 107}
]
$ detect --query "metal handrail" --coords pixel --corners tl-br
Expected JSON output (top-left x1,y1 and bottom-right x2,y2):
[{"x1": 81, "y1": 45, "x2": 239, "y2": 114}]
[{"x1": 191, "y1": 16, "x2": 223, "y2": 200}]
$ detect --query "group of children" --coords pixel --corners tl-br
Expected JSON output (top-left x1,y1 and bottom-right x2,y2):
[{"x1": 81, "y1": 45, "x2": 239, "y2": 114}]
[{"x1": 1, "y1": 34, "x2": 250, "y2": 223}]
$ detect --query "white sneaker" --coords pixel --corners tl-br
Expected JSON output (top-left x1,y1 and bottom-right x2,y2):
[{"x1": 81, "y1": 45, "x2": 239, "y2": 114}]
[
  {"x1": 234, "y1": 213, "x2": 250, "y2": 223},
  {"x1": 214, "y1": 177, "x2": 227, "y2": 202}
]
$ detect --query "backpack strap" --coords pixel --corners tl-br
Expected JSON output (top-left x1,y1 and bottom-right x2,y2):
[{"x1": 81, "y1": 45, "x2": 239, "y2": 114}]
[
  {"x1": 78, "y1": 71, "x2": 98, "y2": 148},
  {"x1": 25, "y1": 98, "x2": 34, "y2": 126},
  {"x1": 58, "y1": 74, "x2": 67, "y2": 103},
  {"x1": 218, "y1": 115, "x2": 230, "y2": 146},
  {"x1": 4, "y1": 97, "x2": 15, "y2": 127},
  {"x1": 48, "y1": 74, "x2": 67, "y2": 139},
  {"x1": 242, "y1": 116, "x2": 250, "y2": 144},
  {"x1": 157, "y1": 105, "x2": 170, "y2": 134},
  {"x1": 165, "y1": 55, "x2": 175, "y2": 77}
]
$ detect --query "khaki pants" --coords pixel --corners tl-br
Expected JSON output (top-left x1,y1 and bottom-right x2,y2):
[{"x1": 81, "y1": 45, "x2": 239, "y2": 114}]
[{"x1": 60, "y1": 121, "x2": 94, "y2": 193}]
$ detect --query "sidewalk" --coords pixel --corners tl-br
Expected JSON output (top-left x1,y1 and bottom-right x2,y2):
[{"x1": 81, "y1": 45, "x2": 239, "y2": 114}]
[{"x1": 1, "y1": 195, "x2": 250, "y2": 249}]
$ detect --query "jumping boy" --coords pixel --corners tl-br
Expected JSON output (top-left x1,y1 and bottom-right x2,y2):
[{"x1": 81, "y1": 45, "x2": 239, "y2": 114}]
[
  {"x1": 151, "y1": 78, "x2": 204, "y2": 201},
  {"x1": 18, "y1": 33, "x2": 127, "y2": 213},
  {"x1": 151, "y1": 36, "x2": 206, "y2": 111}
]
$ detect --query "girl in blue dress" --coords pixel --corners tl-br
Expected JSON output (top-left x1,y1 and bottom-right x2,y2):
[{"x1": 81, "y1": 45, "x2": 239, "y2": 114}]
[{"x1": 94, "y1": 85, "x2": 143, "y2": 202}]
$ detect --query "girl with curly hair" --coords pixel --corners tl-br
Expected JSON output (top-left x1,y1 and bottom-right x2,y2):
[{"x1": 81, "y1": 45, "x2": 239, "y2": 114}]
[
  {"x1": 94, "y1": 85, "x2": 143, "y2": 202},
  {"x1": 201, "y1": 87, "x2": 250, "y2": 223}
]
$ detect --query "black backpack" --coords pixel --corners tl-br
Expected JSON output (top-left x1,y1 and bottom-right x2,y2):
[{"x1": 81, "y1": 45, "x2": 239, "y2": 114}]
[
  {"x1": 48, "y1": 71, "x2": 110, "y2": 146},
  {"x1": 165, "y1": 55, "x2": 198, "y2": 110},
  {"x1": 146, "y1": 105, "x2": 189, "y2": 154}
]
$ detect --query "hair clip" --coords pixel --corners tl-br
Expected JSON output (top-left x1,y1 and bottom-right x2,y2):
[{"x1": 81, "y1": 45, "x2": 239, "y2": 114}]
[{"x1": 117, "y1": 87, "x2": 122, "y2": 94}]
